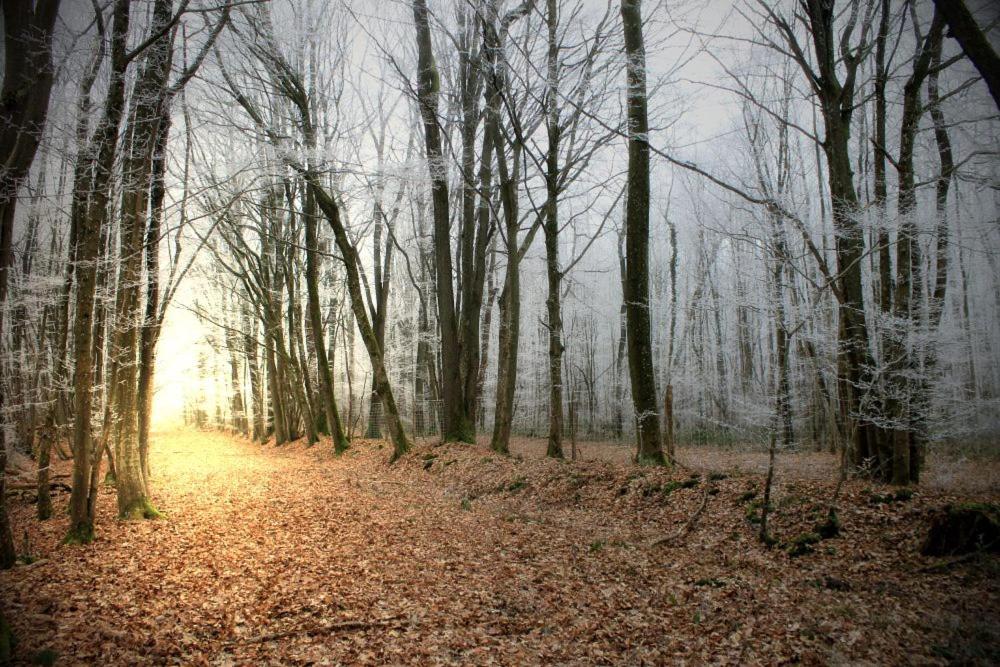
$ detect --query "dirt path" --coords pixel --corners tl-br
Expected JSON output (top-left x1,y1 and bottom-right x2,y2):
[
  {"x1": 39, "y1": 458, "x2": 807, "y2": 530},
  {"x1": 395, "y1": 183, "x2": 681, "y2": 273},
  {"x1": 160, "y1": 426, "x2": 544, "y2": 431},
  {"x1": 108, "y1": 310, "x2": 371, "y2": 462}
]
[{"x1": 2, "y1": 430, "x2": 998, "y2": 665}]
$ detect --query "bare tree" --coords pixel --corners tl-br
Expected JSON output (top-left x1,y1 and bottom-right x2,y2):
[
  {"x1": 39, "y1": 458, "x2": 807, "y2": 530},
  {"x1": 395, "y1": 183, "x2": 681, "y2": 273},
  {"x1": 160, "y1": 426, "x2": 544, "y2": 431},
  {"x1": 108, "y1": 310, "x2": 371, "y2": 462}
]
[
  {"x1": 931, "y1": 0, "x2": 1000, "y2": 112},
  {"x1": 621, "y1": 0, "x2": 664, "y2": 464}
]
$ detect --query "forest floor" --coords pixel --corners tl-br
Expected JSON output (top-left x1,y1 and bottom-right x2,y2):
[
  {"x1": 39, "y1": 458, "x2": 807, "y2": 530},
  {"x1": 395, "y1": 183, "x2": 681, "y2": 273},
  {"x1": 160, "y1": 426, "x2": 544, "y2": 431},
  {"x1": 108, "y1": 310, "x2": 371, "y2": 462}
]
[{"x1": 2, "y1": 429, "x2": 998, "y2": 665}]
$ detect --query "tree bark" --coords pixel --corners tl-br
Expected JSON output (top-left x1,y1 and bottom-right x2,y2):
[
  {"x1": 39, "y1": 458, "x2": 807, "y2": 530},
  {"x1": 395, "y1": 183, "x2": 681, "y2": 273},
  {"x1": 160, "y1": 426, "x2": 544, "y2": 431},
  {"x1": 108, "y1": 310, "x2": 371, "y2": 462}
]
[
  {"x1": 310, "y1": 179, "x2": 410, "y2": 460},
  {"x1": 305, "y1": 187, "x2": 349, "y2": 452},
  {"x1": 621, "y1": 0, "x2": 665, "y2": 465},
  {"x1": 110, "y1": 0, "x2": 174, "y2": 519},
  {"x1": 66, "y1": 0, "x2": 134, "y2": 542},
  {"x1": 886, "y1": 12, "x2": 943, "y2": 485},
  {"x1": 411, "y1": 0, "x2": 472, "y2": 443},
  {"x1": 0, "y1": 0, "x2": 62, "y2": 562},
  {"x1": 543, "y1": 0, "x2": 565, "y2": 460},
  {"x1": 931, "y1": 0, "x2": 1000, "y2": 112}
]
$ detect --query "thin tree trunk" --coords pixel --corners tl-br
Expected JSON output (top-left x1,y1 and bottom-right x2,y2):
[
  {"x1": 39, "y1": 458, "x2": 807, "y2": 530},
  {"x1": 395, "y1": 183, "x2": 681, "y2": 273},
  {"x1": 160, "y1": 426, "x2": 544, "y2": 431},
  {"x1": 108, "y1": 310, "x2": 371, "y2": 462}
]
[
  {"x1": 306, "y1": 187, "x2": 349, "y2": 452},
  {"x1": 66, "y1": 0, "x2": 133, "y2": 542},
  {"x1": 309, "y1": 177, "x2": 411, "y2": 460},
  {"x1": 544, "y1": 0, "x2": 565, "y2": 459}
]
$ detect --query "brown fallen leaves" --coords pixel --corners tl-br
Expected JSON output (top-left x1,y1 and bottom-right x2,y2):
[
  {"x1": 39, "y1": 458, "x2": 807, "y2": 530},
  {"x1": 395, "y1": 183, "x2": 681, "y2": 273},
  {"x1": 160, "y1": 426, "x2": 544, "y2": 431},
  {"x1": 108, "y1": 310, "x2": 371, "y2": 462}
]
[{"x1": 1, "y1": 429, "x2": 998, "y2": 665}]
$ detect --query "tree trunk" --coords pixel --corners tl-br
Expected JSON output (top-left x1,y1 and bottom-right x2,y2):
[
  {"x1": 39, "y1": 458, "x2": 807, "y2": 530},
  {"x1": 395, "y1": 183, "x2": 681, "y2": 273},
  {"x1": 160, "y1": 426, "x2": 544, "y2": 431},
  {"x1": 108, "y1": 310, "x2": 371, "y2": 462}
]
[
  {"x1": 0, "y1": 447, "x2": 15, "y2": 568},
  {"x1": 66, "y1": 0, "x2": 133, "y2": 542},
  {"x1": 310, "y1": 177, "x2": 411, "y2": 460},
  {"x1": 411, "y1": 0, "x2": 472, "y2": 443},
  {"x1": 0, "y1": 0, "x2": 62, "y2": 561},
  {"x1": 305, "y1": 187, "x2": 349, "y2": 452},
  {"x1": 543, "y1": 0, "x2": 565, "y2": 460},
  {"x1": 110, "y1": 0, "x2": 174, "y2": 519},
  {"x1": 243, "y1": 305, "x2": 266, "y2": 441},
  {"x1": 136, "y1": 108, "x2": 171, "y2": 485},
  {"x1": 886, "y1": 11, "x2": 943, "y2": 485},
  {"x1": 931, "y1": 0, "x2": 1000, "y2": 112},
  {"x1": 621, "y1": 0, "x2": 665, "y2": 465}
]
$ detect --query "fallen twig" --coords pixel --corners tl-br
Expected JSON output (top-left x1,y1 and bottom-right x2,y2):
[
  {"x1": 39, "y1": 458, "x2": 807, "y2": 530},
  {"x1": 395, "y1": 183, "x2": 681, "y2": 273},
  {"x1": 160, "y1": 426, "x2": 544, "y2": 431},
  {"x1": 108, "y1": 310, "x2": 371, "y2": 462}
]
[
  {"x1": 916, "y1": 551, "x2": 988, "y2": 574},
  {"x1": 6, "y1": 481, "x2": 72, "y2": 493},
  {"x1": 650, "y1": 483, "x2": 713, "y2": 548}
]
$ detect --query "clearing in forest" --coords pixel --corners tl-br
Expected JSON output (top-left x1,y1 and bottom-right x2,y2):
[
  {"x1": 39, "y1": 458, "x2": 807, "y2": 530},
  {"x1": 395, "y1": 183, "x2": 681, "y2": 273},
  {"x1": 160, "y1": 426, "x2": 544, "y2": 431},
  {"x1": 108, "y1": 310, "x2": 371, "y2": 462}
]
[{"x1": 2, "y1": 430, "x2": 998, "y2": 665}]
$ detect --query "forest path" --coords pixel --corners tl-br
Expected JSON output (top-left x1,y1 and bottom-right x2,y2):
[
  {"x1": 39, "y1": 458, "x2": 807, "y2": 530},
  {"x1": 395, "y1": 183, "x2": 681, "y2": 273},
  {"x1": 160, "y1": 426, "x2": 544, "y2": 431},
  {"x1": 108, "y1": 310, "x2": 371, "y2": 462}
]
[
  {"x1": 2, "y1": 429, "x2": 999, "y2": 665},
  {"x1": 6, "y1": 430, "x2": 680, "y2": 664}
]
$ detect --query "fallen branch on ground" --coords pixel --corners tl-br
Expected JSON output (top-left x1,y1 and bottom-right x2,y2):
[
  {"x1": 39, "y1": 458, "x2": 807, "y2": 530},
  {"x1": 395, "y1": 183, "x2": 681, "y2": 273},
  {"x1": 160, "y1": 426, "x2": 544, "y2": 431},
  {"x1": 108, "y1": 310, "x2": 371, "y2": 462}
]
[
  {"x1": 6, "y1": 481, "x2": 72, "y2": 494},
  {"x1": 650, "y1": 484, "x2": 713, "y2": 548},
  {"x1": 916, "y1": 551, "x2": 988, "y2": 574}
]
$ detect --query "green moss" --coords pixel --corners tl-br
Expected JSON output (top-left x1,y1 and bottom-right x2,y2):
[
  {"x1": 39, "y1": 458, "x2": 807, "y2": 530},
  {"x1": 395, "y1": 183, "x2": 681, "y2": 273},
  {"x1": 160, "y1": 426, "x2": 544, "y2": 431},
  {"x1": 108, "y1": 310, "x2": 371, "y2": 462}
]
[
  {"x1": 893, "y1": 488, "x2": 914, "y2": 502},
  {"x1": 103, "y1": 471, "x2": 117, "y2": 487},
  {"x1": 636, "y1": 452, "x2": 668, "y2": 467},
  {"x1": 332, "y1": 437, "x2": 350, "y2": 456},
  {"x1": 589, "y1": 540, "x2": 605, "y2": 553},
  {"x1": 661, "y1": 477, "x2": 700, "y2": 497},
  {"x1": 778, "y1": 494, "x2": 804, "y2": 508},
  {"x1": 507, "y1": 477, "x2": 527, "y2": 493},
  {"x1": 0, "y1": 612, "x2": 14, "y2": 663},
  {"x1": 708, "y1": 472, "x2": 728, "y2": 481},
  {"x1": 738, "y1": 489, "x2": 758, "y2": 503},
  {"x1": 63, "y1": 523, "x2": 95, "y2": 545},
  {"x1": 786, "y1": 532, "x2": 821, "y2": 557},
  {"x1": 952, "y1": 502, "x2": 998, "y2": 516},
  {"x1": 31, "y1": 648, "x2": 59, "y2": 666},
  {"x1": 121, "y1": 498, "x2": 163, "y2": 520},
  {"x1": 694, "y1": 577, "x2": 726, "y2": 588},
  {"x1": 816, "y1": 508, "x2": 841, "y2": 539},
  {"x1": 441, "y1": 419, "x2": 476, "y2": 445},
  {"x1": 460, "y1": 497, "x2": 472, "y2": 511},
  {"x1": 745, "y1": 499, "x2": 772, "y2": 524}
]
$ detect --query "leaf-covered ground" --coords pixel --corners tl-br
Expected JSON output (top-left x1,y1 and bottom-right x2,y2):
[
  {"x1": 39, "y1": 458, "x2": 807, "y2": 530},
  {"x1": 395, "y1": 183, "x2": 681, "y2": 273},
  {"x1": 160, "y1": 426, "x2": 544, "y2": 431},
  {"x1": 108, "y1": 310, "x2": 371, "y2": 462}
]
[{"x1": 2, "y1": 430, "x2": 998, "y2": 665}]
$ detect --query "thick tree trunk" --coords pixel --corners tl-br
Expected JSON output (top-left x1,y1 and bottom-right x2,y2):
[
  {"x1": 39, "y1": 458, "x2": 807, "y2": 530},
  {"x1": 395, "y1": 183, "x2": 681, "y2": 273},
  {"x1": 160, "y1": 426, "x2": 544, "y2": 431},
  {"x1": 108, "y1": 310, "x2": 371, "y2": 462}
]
[
  {"x1": 475, "y1": 239, "x2": 498, "y2": 428},
  {"x1": 265, "y1": 304, "x2": 287, "y2": 443},
  {"x1": 662, "y1": 384, "x2": 675, "y2": 462},
  {"x1": 491, "y1": 277, "x2": 518, "y2": 454},
  {"x1": 885, "y1": 12, "x2": 943, "y2": 485},
  {"x1": 411, "y1": 0, "x2": 472, "y2": 443},
  {"x1": 110, "y1": 0, "x2": 174, "y2": 519},
  {"x1": 621, "y1": 0, "x2": 665, "y2": 465},
  {"x1": 873, "y1": 0, "x2": 892, "y2": 315},
  {"x1": 0, "y1": 0, "x2": 62, "y2": 561},
  {"x1": 0, "y1": 0, "x2": 61, "y2": 332},
  {"x1": 913, "y1": 35, "x2": 954, "y2": 481}
]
